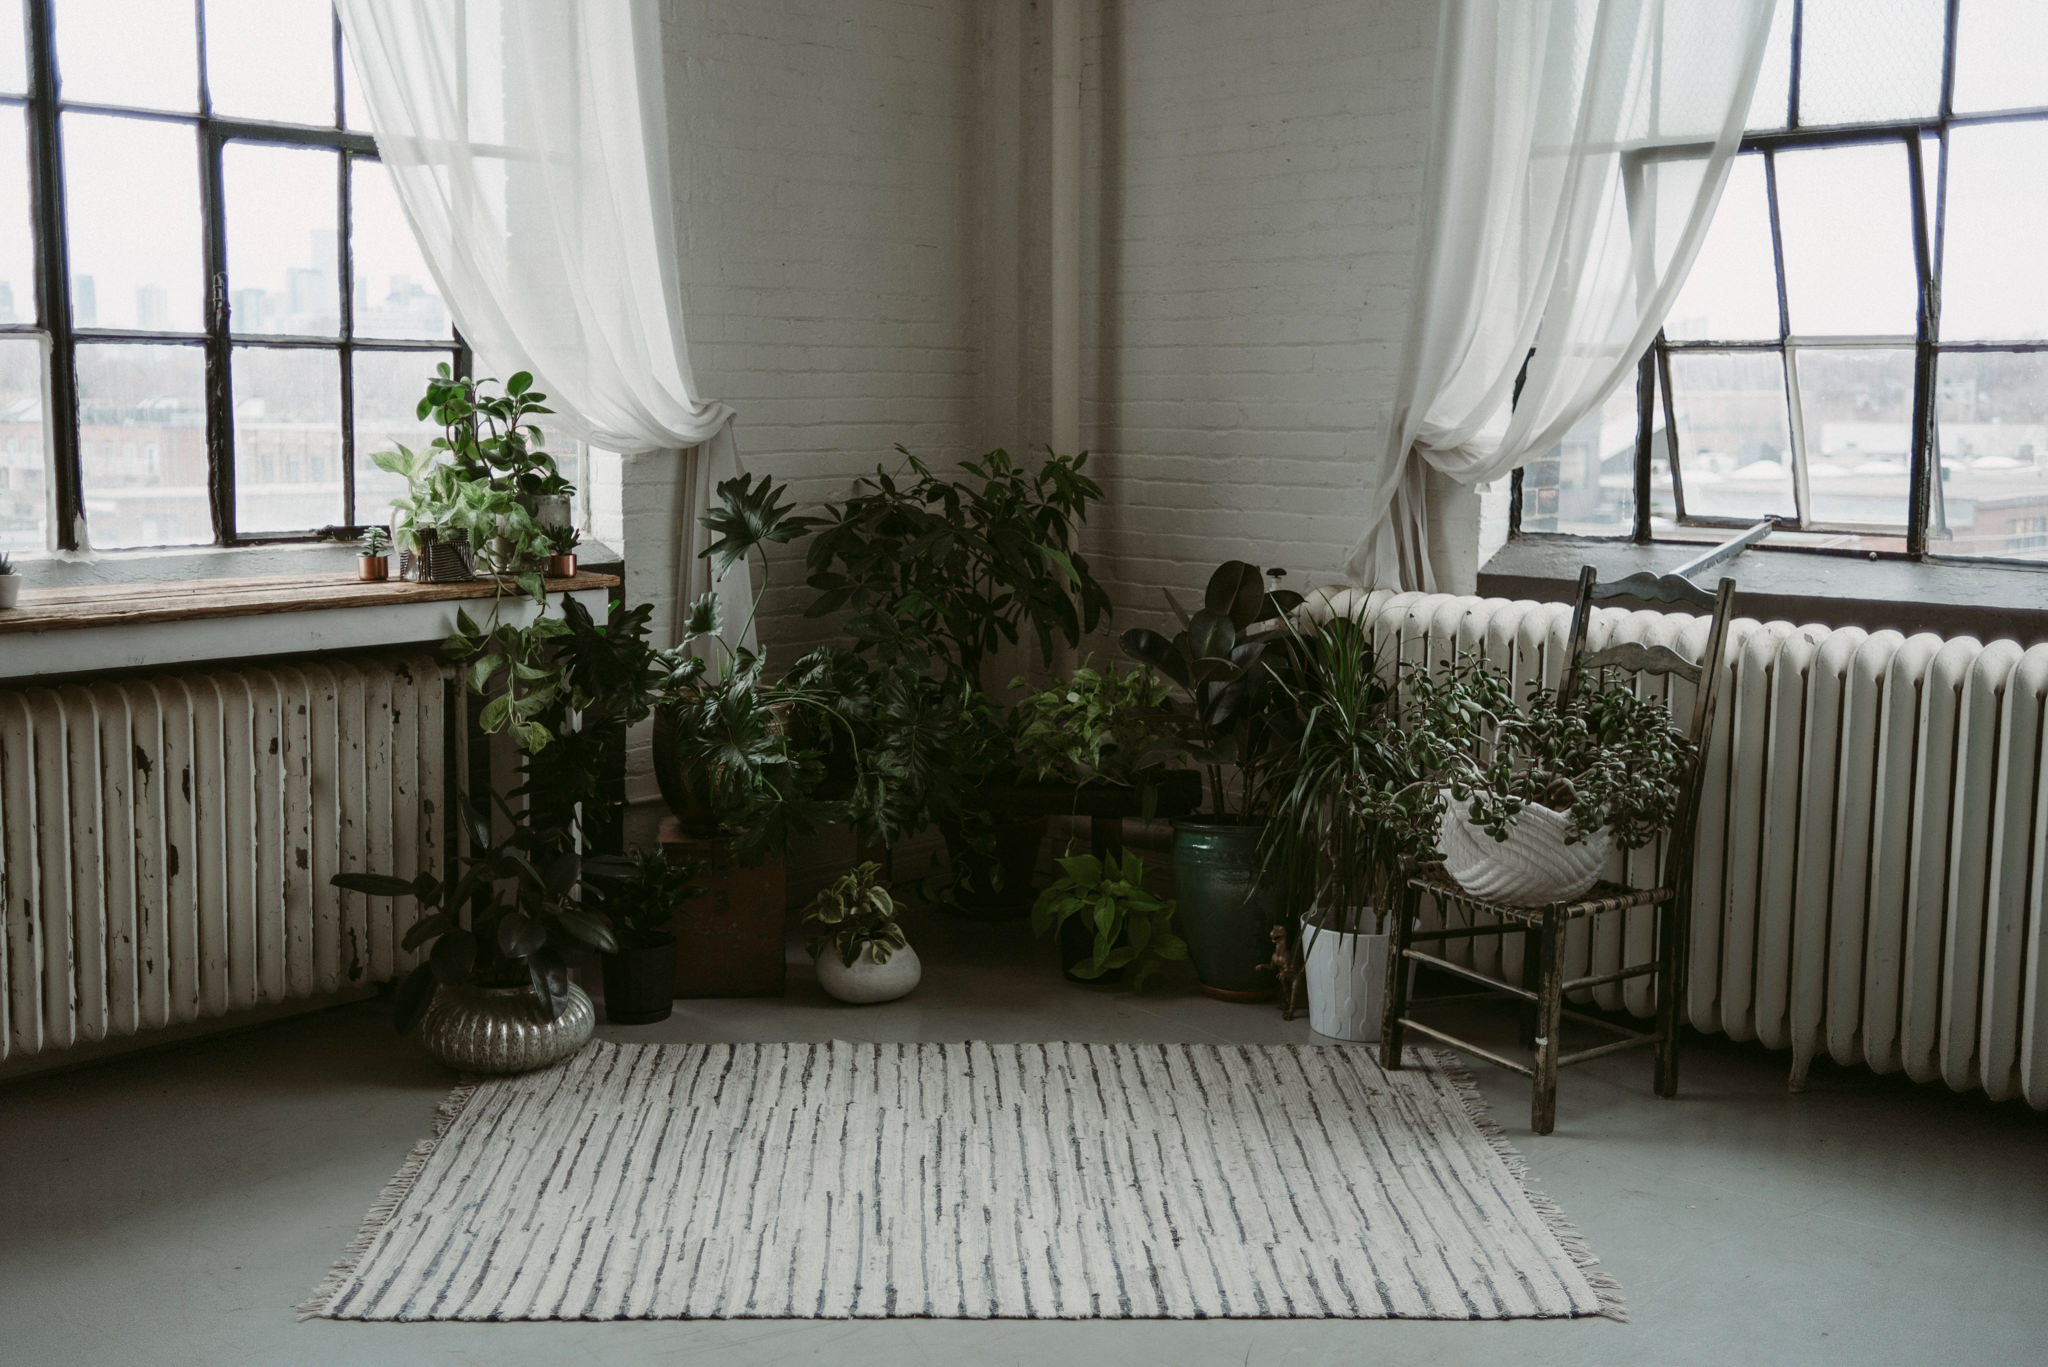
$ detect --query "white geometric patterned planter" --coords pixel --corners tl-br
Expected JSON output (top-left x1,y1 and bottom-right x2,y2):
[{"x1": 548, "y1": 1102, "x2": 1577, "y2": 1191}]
[{"x1": 1304, "y1": 923, "x2": 1389, "y2": 1042}]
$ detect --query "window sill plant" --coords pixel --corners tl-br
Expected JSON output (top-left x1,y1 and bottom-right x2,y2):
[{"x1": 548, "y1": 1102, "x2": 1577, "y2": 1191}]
[
  {"x1": 356, "y1": 527, "x2": 391, "y2": 583},
  {"x1": 802, "y1": 861, "x2": 919, "y2": 1004},
  {"x1": 543, "y1": 524, "x2": 580, "y2": 578},
  {"x1": 1031, "y1": 849, "x2": 1188, "y2": 990},
  {"x1": 0, "y1": 552, "x2": 19, "y2": 610}
]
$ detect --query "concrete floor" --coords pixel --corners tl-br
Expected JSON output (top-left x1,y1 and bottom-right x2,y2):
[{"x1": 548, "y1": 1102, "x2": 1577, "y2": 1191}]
[{"x1": 3, "y1": 902, "x2": 2046, "y2": 1367}]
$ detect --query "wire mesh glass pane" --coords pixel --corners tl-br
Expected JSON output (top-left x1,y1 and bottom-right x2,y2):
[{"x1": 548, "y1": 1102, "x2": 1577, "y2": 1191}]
[
  {"x1": 1794, "y1": 348, "x2": 1914, "y2": 535},
  {"x1": 223, "y1": 141, "x2": 339, "y2": 338},
  {"x1": 1952, "y1": 0, "x2": 2048, "y2": 114},
  {"x1": 0, "y1": 0, "x2": 25, "y2": 96},
  {"x1": 76, "y1": 342, "x2": 208, "y2": 548},
  {"x1": 351, "y1": 158, "x2": 450, "y2": 340},
  {"x1": 0, "y1": 337, "x2": 46, "y2": 552},
  {"x1": 1796, "y1": 0, "x2": 1945, "y2": 126},
  {"x1": 1665, "y1": 155, "x2": 1778, "y2": 341},
  {"x1": 61, "y1": 113, "x2": 203, "y2": 332},
  {"x1": 1667, "y1": 351, "x2": 1797, "y2": 521},
  {"x1": 1520, "y1": 366, "x2": 1638, "y2": 537},
  {"x1": 1939, "y1": 123, "x2": 2048, "y2": 343},
  {"x1": 205, "y1": 0, "x2": 334, "y2": 127},
  {"x1": 1933, "y1": 351, "x2": 2048, "y2": 562},
  {"x1": 52, "y1": 0, "x2": 197, "y2": 113},
  {"x1": 1744, "y1": 0, "x2": 1793, "y2": 131},
  {"x1": 351, "y1": 349, "x2": 451, "y2": 527},
  {"x1": 0, "y1": 108, "x2": 31, "y2": 326},
  {"x1": 1774, "y1": 143, "x2": 1918, "y2": 338},
  {"x1": 232, "y1": 346, "x2": 341, "y2": 533}
]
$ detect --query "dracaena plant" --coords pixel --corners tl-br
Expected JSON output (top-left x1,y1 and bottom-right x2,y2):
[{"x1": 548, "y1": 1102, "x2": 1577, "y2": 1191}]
[
  {"x1": 332, "y1": 792, "x2": 618, "y2": 1030},
  {"x1": 1119, "y1": 560, "x2": 1304, "y2": 821}
]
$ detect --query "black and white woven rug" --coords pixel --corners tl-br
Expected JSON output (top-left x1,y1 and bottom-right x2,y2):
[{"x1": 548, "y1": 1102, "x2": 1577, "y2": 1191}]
[{"x1": 301, "y1": 1040, "x2": 1622, "y2": 1322}]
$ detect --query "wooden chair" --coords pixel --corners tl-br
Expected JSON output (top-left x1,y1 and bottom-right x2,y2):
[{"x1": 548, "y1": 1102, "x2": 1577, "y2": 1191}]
[{"x1": 1379, "y1": 566, "x2": 1737, "y2": 1135}]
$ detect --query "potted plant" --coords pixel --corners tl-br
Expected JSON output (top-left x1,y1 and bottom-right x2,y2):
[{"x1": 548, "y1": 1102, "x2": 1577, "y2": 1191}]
[
  {"x1": 586, "y1": 848, "x2": 703, "y2": 1024},
  {"x1": 1261, "y1": 614, "x2": 1448, "y2": 1041},
  {"x1": 1009, "y1": 657, "x2": 1190, "y2": 803},
  {"x1": 1030, "y1": 849, "x2": 1188, "y2": 990},
  {"x1": 543, "y1": 524, "x2": 580, "y2": 577},
  {"x1": 356, "y1": 527, "x2": 391, "y2": 582},
  {"x1": 1120, "y1": 560, "x2": 1302, "y2": 1000},
  {"x1": 0, "y1": 552, "x2": 19, "y2": 609},
  {"x1": 1414, "y1": 653, "x2": 1697, "y2": 905},
  {"x1": 802, "y1": 861, "x2": 919, "y2": 1004}
]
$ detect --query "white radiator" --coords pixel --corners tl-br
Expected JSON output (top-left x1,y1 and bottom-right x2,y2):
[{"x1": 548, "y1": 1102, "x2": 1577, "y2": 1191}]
[
  {"x1": 1344, "y1": 589, "x2": 2048, "y2": 1111},
  {"x1": 0, "y1": 653, "x2": 455, "y2": 1062}
]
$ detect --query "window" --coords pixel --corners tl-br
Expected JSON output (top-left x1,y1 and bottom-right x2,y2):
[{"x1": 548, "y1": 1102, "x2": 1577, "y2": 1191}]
[
  {"x1": 1516, "y1": 0, "x2": 2048, "y2": 567},
  {"x1": 0, "y1": 0, "x2": 459, "y2": 554}
]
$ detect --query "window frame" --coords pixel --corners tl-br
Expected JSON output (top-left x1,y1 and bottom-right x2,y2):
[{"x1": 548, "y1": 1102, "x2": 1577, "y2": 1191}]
[
  {"x1": 1511, "y1": 0, "x2": 2048, "y2": 569},
  {"x1": 2, "y1": 0, "x2": 464, "y2": 554}
]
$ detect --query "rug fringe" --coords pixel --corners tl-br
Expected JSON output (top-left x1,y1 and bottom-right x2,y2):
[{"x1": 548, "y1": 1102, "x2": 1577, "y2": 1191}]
[
  {"x1": 1421, "y1": 1048, "x2": 1629, "y2": 1324},
  {"x1": 295, "y1": 1078, "x2": 482, "y2": 1321}
]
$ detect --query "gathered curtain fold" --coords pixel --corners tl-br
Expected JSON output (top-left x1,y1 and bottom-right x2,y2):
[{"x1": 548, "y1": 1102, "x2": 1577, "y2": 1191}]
[
  {"x1": 337, "y1": 0, "x2": 743, "y2": 643},
  {"x1": 1348, "y1": 0, "x2": 1780, "y2": 591}
]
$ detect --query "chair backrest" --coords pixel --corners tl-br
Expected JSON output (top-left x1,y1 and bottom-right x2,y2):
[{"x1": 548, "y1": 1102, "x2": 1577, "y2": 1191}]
[{"x1": 1557, "y1": 565, "x2": 1737, "y2": 890}]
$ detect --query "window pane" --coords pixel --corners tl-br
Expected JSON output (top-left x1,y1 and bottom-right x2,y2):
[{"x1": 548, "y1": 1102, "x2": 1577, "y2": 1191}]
[
  {"x1": 1952, "y1": 0, "x2": 2048, "y2": 114},
  {"x1": 76, "y1": 342, "x2": 208, "y2": 548},
  {"x1": 1744, "y1": 0, "x2": 1793, "y2": 131},
  {"x1": 52, "y1": 0, "x2": 197, "y2": 113},
  {"x1": 350, "y1": 349, "x2": 450, "y2": 526},
  {"x1": 0, "y1": 109, "x2": 31, "y2": 325},
  {"x1": 1796, "y1": 0, "x2": 1945, "y2": 126},
  {"x1": 0, "y1": 0, "x2": 25, "y2": 95},
  {"x1": 205, "y1": 0, "x2": 334, "y2": 126},
  {"x1": 1666, "y1": 155, "x2": 1778, "y2": 341},
  {"x1": 232, "y1": 346, "x2": 341, "y2": 533},
  {"x1": 224, "y1": 141, "x2": 338, "y2": 337},
  {"x1": 342, "y1": 33, "x2": 369, "y2": 132},
  {"x1": 1667, "y1": 351, "x2": 1797, "y2": 521},
  {"x1": 1940, "y1": 123, "x2": 2048, "y2": 342},
  {"x1": 1520, "y1": 366, "x2": 1638, "y2": 537},
  {"x1": 1794, "y1": 347, "x2": 1915, "y2": 530},
  {"x1": 351, "y1": 158, "x2": 449, "y2": 340},
  {"x1": 61, "y1": 113, "x2": 203, "y2": 331},
  {"x1": 1934, "y1": 352, "x2": 2048, "y2": 562},
  {"x1": 1774, "y1": 143, "x2": 1918, "y2": 338},
  {"x1": 0, "y1": 337, "x2": 46, "y2": 551}
]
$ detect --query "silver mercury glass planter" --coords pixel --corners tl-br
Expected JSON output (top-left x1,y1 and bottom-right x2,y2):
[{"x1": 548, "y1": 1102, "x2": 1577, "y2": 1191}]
[{"x1": 414, "y1": 983, "x2": 596, "y2": 1074}]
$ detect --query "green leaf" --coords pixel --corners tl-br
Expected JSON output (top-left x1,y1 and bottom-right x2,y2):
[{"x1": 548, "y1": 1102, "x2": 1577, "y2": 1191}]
[{"x1": 507, "y1": 370, "x2": 533, "y2": 396}]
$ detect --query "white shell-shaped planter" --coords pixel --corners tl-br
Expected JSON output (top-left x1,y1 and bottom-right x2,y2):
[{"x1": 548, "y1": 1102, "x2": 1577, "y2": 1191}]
[
  {"x1": 1441, "y1": 797, "x2": 1614, "y2": 905},
  {"x1": 815, "y1": 941, "x2": 921, "y2": 1004},
  {"x1": 1303, "y1": 923, "x2": 1389, "y2": 1043}
]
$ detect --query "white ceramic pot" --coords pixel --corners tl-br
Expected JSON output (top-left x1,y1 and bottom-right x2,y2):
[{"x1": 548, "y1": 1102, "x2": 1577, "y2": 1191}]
[
  {"x1": 1440, "y1": 796, "x2": 1613, "y2": 905},
  {"x1": 0, "y1": 575, "x2": 19, "y2": 609},
  {"x1": 1303, "y1": 919, "x2": 1389, "y2": 1043},
  {"x1": 815, "y1": 940, "x2": 921, "y2": 1004}
]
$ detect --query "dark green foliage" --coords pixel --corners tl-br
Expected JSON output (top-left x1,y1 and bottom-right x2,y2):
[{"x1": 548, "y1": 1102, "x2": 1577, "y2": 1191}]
[
  {"x1": 698, "y1": 472, "x2": 824, "y2": 581},
  {"x1": 1030, "y1": 850, "x2": 1187, "y2": 991},
  {"x1": 1010, "y1": 659, "x2": 1185, "y2": 789},
  {"x1": 802, "y1": 862, "x2": 908, "y2": 968},
  {"x1": 581, "y1": 848, "x2": 705, "y2": 950}
]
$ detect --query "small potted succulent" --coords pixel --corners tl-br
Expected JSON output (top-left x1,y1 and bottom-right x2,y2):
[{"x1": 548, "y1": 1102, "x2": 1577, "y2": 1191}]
[
  {"x1": 0, "y1": 552, "x2": 19, "y2": 609},
  {"x1": 543, "y1": 524, "x2": 580, "y2": 577},
  {"x1": 587, "y1": 848, "x2": 703, "y2": 1025},
  {"x1": 356, "y1": 527, "x2": 391, "y2": 582},
  {"x1": 803, "y1": 861, "x2": 918, "y2": 1003},
  {"x1": 1031, "y1": 848, "x2": 1188, "y2": 989}
]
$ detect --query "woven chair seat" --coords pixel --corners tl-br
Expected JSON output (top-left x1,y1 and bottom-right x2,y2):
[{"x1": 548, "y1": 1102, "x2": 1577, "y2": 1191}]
[{"x1": 1408, "y1": 861, "x2": 1676, "y2": 926}]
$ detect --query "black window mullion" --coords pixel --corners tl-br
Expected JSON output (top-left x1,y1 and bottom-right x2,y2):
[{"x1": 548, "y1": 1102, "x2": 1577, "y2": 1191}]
[
  {"x1": 1633, "y1": 344, "x2": 1656, "y2": 542},
  {"x1": 24, "y1": 0, "x2": 80, "y2": 550},
  {"x1": 1905, "y1": 130, "x2": 1939, "y2": 557},
  {"x1": 339, "y1": 155, "x2": 356, "y2": 526},
  {"x1": 1657, "y1": 343, "x2": 1685, "y2": 522},
  {"x1": 201, "y1": 123, "x2": 234, "y2": 544},
  {"x1": 1787, "y1": 0, "x2": 1804, "y2": 128}
]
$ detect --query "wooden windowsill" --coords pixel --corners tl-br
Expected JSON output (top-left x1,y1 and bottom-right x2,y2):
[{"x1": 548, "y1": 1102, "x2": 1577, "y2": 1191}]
[{"x1": 0, "y1": 571, "x2": 623, "y2": 637}]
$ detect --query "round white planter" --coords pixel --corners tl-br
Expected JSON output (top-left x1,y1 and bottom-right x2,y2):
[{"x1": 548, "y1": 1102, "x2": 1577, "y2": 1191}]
[
  {"x1": 1440, "y1": 796, "x2": 1614, "y2": 905},
  {"x1": 1303, "y1": 920, "x2": 1389, "y2": 1043},
  {"x1": 815, "y1": 940, "x2": 921, "y2": 1004}
]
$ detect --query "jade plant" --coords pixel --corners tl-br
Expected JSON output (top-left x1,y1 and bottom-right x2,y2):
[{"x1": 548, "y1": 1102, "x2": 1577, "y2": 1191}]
[
  {"x1": 1030, "y1": 849, "x2": 1188, "y2": 990},
  {"x1": 802, "y1": 861, "x2": 908, "y2": 968}
]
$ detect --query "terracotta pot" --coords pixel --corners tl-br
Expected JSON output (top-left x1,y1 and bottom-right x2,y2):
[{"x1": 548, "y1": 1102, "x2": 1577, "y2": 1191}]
[
  {"x1": 547, "y1": 553, "x2": 577, "y2": 578},
  {"x1": 660, "y1": 822, "x2": 787, "y2": 997},
  {"x1": 356, "y1": 556, "x2": 389, "y2": 582}
]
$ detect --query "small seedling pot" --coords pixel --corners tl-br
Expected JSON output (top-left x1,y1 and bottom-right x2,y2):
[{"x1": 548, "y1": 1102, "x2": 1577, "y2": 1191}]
[
  {"x1": 547, "y1": 553, "x2": 577, "y2": 577},
  {"x1": 0, "y1": 575, "x2": 20, "y2": 609},
  {"x1": 357, "y1": 556, "x2": 389, "y2": 582}
]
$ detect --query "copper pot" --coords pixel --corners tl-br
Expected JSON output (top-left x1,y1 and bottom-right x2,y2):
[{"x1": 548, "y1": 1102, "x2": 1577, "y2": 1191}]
[
  {"x1": 357, "y1": 556, "x2": 390, "y2": 582},
  {"x1": 546, "y1": 552, "x2": 577, "y2": 578}
]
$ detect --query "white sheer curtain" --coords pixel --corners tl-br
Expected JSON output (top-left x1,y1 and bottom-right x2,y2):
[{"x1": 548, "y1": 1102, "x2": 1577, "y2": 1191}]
[
  {"x1": 337, "y1": 0, "x2": 747, "y2": 642},
  {"x1": 1348, "y1": 0, "x2": 1780, "y2": 591}
]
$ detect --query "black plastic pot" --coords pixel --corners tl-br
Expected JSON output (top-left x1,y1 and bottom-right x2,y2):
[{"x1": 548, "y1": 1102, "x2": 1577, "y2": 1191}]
[
  {"x1": 1171, "y1": 818, "x2": 1282, "y2": 1001},
  {"x1": 601, "y1": 931, "x2": 678, "y2": 1024},
  {"x1": 1057, "y1": 913, "x2": 1130, "y2": 986}
]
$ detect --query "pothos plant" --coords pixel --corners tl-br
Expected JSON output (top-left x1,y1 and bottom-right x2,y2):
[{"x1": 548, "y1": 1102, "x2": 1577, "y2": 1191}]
[
  {"x1": 1030, "y1": 849, "x2": 1188, "y2": 991},
  {"x1": 1406, "y1": 652, "x2": 1698, "y2": 851},
  {"x1": 801, "y1": 862, "x2": 908, "y2": 968}
]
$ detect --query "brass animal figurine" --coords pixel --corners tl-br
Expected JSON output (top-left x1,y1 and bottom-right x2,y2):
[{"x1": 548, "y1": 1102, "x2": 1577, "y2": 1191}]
[{"x1": 1262, "y1": 923, "x2": 1303, "y2": 1021}]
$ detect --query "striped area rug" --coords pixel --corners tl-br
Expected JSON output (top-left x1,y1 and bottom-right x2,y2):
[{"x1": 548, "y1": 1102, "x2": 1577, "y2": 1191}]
[{"x1": 301, "y1": 1040, "x2": 1622, "y2": 1322}]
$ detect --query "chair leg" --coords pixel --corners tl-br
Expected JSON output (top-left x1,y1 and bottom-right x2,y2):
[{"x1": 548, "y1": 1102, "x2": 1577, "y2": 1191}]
[
  {"x1": 1655, "y1": 896, "x2": 1684, "y2": 1098},
  {"x1": 1531, "y1": 910, "x2": 1566, "y2": 1135},
  {"x1": 1380, "y1": 885, "x2": 1417, "y2": 1070},
  {"x1": 1518, "y1": 925, "x2": 1539, "y2": 1050}
]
